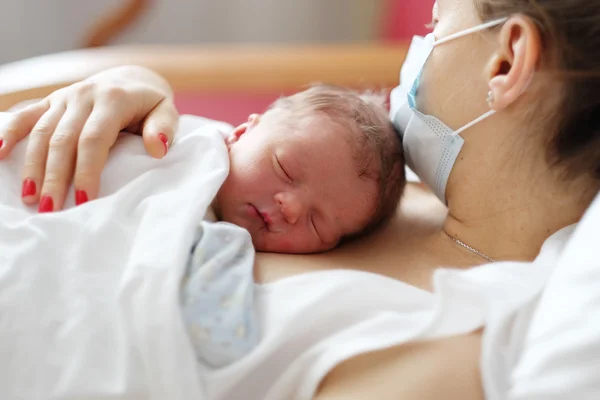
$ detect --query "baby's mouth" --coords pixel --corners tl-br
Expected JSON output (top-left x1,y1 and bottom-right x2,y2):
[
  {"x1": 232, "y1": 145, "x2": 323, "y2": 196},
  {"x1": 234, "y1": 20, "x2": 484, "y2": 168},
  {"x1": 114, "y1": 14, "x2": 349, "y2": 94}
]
[
  {"x1": 259, "y1": 210, "x2": 272, "y2": 227},
  {"x1": 248, "y1": 204, "x2": 270, "y2": 230}
]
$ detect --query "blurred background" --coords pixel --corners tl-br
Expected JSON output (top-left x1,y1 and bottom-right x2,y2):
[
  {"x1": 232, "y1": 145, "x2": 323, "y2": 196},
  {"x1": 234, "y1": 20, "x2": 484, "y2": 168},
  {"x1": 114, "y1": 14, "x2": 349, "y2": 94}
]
[
  {"x1": 0, "y1": 0, "x2": 432, "y2": 64},
  {"x1": 0, "y1": 0, "x2": 434, "y2": 123}
]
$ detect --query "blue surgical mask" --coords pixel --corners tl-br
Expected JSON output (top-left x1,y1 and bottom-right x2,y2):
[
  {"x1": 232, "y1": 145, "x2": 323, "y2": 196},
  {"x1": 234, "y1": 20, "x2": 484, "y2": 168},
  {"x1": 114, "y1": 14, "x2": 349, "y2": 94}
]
[{"x1": 390, "y1": 18, "x2": 508, "y2": 203}]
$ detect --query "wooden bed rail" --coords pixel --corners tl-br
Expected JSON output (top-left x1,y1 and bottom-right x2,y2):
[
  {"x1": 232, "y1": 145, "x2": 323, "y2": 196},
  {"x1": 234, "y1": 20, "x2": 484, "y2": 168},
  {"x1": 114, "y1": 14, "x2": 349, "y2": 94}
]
[{"x1": 0, "y1": 43, "x2": 408, "y2": 111}]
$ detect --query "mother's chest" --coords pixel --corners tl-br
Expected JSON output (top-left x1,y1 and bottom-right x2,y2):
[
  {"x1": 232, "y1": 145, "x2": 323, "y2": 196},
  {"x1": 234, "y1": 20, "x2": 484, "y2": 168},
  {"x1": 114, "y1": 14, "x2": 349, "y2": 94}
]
[{"x1": 255, "y1": 222, "x2": 450, "y2": 291}]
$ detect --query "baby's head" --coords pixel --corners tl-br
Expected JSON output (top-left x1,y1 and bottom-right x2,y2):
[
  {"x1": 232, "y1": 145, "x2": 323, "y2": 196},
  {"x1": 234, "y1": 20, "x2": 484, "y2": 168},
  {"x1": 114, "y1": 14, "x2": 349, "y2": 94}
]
[{"x1": 215, "y1": 84, "x2": 405, "y2": 253}]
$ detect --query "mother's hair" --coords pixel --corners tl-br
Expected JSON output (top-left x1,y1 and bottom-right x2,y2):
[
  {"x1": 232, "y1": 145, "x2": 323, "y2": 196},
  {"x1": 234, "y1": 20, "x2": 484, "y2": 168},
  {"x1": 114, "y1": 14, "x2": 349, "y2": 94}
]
[{"x1": 478, "y1": 0, "x2": 600, "y2": 180}]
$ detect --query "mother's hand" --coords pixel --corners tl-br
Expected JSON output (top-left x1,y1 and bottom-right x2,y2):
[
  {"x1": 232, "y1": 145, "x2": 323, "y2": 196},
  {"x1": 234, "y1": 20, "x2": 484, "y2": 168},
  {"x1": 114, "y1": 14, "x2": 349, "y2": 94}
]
[{"x1": 0, "y1": 66, "x2": 179, "y2": 212}]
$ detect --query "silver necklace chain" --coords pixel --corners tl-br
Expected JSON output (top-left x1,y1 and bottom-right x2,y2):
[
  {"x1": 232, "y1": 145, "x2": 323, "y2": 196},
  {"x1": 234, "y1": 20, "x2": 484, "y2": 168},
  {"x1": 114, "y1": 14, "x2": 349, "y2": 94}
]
[{"x1": 448, "y1": 235, "x2": 496, "y2": 263}]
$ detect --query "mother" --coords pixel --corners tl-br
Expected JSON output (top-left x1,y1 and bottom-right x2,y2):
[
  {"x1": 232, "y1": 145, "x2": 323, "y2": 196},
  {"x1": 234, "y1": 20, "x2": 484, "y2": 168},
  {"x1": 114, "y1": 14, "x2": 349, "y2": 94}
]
[{"x1": 1, "y1": 0, "x2": 599, "y2": 398}]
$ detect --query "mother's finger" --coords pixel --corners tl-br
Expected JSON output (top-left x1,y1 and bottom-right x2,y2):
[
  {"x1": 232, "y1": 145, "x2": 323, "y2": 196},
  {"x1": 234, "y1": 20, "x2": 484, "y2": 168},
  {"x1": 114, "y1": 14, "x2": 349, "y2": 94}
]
[
  {"x1": 39, "y1": 102, "x2": 93, "y2": 212},
  {"x1": 141, "y1": 98, "x2": 180, "y2": 159},
  {"x1": 21, "y1": 103, "x2": 66, "y2": 206},
  {"x1": 72, "y1": 108, "x2": 122, "y2": 205},
  {"x1": 0, "y1": 101, "x2": 49, "y2": 160}
]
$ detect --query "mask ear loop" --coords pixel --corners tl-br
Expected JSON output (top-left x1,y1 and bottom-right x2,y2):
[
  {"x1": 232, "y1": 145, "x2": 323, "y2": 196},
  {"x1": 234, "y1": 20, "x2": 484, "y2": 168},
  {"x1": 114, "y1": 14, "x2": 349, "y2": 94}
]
[
  {"x1": 452, "y1": 109, "x2": 496, "y2": 137},
  {"x1": 433, "y1": 17, "x2": 508, "y2": 46}
]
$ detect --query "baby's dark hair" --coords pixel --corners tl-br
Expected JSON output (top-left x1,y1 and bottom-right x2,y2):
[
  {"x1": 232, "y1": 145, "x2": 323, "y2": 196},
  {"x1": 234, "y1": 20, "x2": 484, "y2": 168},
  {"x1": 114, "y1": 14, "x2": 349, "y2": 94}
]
[{"x1": 266, "y1": 84, "x2": 406, "y2": 239}]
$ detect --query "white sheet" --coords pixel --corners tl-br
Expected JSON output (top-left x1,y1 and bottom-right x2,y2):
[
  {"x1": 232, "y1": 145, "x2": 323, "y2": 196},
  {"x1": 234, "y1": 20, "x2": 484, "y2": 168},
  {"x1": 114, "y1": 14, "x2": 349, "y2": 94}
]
[{"x1": 0, "y1": 113, "x2": 230, "y2": 399}]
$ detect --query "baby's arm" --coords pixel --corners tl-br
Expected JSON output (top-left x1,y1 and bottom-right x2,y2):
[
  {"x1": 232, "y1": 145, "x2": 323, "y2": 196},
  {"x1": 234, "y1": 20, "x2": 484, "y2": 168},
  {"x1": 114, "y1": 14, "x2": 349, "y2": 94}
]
[{"x1": 181, "y1": 221, "x2": 259, "y2": 367}]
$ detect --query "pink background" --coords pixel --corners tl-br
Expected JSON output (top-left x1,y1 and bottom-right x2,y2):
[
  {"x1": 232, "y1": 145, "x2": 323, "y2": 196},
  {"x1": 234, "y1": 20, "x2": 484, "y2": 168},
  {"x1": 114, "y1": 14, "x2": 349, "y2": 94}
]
[
  {"x1": 382, "y1": 0, "x2": 434, "y2": 40},
  {"x1": 174, "y1": 0, "x2": 435, "y2": 126}
]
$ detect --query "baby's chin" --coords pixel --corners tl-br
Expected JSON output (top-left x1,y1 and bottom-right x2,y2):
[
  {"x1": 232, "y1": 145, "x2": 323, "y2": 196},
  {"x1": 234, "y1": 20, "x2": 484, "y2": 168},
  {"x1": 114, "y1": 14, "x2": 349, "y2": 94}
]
[
  {"x1": 225, "y1": 218, "x2": 334, "y2": 253},
  {"x1": 250, "y1": 235, "x2": 284, "y2": 253},
  {"x1": 250, "y1": 233, "x2": 331, "y2": 254}
]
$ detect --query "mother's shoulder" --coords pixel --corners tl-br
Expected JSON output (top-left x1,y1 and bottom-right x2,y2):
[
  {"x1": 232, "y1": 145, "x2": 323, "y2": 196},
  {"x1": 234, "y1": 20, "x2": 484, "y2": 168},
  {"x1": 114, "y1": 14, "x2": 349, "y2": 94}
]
[{"x1": 314, "y1": 331, "x2": 484, "y2": 400}]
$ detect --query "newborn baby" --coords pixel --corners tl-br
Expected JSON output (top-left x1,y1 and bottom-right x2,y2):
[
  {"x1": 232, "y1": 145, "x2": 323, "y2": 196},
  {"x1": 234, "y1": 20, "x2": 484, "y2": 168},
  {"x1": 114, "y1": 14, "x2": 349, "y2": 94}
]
[
  {"x1": 213, "y1": 84, "x2": 406, "y2": 253},
  {"x1": 182, "y1": 84, "x2": 406, "y2": 367}
]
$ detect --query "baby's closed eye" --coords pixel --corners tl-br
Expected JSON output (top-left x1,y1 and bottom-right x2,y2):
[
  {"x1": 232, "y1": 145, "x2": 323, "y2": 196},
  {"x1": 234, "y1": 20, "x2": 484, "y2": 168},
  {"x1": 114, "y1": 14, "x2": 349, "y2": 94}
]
[{"x1": 273, "y1": 154, "x2": 293, "y2": 184}]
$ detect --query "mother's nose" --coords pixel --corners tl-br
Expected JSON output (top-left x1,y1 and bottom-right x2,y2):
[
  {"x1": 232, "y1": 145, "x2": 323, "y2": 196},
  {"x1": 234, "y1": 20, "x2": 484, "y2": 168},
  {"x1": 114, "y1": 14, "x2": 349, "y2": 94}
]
[{"x1": 274, "y1": 192, "x2": 304, "y2": 225}]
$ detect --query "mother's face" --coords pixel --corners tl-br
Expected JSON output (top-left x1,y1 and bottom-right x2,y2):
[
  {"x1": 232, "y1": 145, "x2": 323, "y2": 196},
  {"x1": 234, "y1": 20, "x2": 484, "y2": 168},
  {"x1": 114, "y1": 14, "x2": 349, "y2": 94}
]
[{"x1": 417, "y1": 0, "x2": 499, "y2": 132}]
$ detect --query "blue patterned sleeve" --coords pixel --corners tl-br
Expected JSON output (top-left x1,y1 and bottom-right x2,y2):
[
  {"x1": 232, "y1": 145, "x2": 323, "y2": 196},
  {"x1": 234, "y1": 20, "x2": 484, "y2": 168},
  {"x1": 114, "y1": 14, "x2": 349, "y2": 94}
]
[{"x1": 180, "y1": 220, "x2": 259, "y2": 368}]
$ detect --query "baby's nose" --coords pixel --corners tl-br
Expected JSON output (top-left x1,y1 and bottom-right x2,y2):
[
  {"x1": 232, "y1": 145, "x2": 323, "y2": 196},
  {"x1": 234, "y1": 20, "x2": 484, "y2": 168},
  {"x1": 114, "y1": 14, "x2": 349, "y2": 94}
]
[{"x1": 274, "y1": 192, "x2": 303, "y2": 225}]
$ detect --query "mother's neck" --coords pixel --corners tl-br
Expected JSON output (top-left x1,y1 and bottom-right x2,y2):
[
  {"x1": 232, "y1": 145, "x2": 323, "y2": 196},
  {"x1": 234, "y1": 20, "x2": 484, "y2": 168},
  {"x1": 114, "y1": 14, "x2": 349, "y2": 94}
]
[{"x1": 443, "y1": 145, "x2": 597, "y2": 261}]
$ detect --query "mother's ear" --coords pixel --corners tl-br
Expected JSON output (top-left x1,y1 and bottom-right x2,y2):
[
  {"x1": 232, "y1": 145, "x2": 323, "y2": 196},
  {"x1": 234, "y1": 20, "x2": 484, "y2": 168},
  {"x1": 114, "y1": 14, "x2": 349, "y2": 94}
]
[{"x1": 485, "y1": 15, "x2": 542, "y2": 110}]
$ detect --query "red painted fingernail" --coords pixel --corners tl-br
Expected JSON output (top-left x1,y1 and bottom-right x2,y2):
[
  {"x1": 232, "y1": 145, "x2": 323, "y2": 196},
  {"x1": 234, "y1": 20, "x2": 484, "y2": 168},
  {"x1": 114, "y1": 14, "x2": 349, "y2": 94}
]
[
  {"x1": 158, "y1": 133, "x2": 169, "y2": 154},
  {"x1": 75, "y1": 190, "x2": 89, "y2": 206},
  {"x1": 0, "y1": 138, "x2": 4, "y2": 149},
  {"x1": 22, "y1": 179, "x2": 37, "y2": 198},
  {"x1": 38, "y1": 196, "x2": 54, "y2": 213}
]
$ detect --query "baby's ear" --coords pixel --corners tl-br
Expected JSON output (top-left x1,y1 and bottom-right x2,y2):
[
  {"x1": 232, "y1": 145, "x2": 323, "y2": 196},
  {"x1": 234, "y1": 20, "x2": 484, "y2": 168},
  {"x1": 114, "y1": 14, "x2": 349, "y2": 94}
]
[
  {"x1": 226, "y1": 123, "x2": 247, "y2": 149},
  {"x1": 226, "y1": 114, "x2": 262, "y2": 148},
  {"x1": 248, "y1": 113, "x2": 261, "y2": 127}
]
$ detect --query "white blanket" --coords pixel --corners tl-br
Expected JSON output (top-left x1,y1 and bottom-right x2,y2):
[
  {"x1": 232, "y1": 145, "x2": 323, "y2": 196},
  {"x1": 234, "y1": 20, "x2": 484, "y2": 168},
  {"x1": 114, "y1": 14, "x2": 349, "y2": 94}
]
[{"x1": 0, "y1": 113, "x2": 230, "y2": 399}]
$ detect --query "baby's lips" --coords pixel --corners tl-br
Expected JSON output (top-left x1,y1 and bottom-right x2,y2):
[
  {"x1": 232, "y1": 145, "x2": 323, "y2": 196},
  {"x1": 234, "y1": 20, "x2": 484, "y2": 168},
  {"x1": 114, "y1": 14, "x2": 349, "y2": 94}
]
[{"x1": 260, "y1": 211, "x2": 272, "y2": 225}]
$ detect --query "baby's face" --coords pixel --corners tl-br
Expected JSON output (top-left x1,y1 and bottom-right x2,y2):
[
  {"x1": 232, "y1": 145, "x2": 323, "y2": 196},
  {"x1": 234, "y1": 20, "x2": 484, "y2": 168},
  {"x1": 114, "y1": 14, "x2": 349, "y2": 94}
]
[{"x1": 216, "y1": 113, "x2": 378, "y2": 253}]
